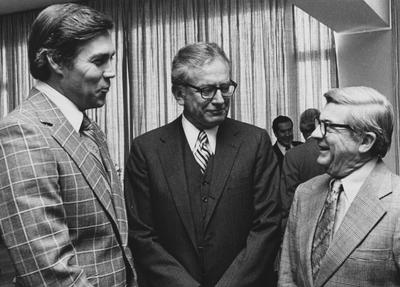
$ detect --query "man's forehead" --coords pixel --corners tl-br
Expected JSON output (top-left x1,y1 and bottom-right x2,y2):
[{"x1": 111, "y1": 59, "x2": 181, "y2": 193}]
[
  {"x1": 75, "y1": 33, "x2": 115, "y2": 57},
  {"x1": 278, "y1": 121, "x2": 292, "y2": 130},
  {"x1": 321, "y1": 103, "x2": 350, "y2": 122}
]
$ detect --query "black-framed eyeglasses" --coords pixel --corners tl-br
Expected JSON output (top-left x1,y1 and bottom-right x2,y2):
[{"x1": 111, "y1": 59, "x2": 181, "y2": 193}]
[
  {"x1": 183, "y1": 80, "x2": 237, "y2": 100},
  {"x1": 316, "y1": 118, "x2": 354, "y2": 137}
]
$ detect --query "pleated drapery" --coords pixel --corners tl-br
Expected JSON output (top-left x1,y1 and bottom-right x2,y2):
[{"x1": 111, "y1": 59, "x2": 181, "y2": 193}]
[{"x1": 0, "y1": 0, "x2": 337, "y2": 179}]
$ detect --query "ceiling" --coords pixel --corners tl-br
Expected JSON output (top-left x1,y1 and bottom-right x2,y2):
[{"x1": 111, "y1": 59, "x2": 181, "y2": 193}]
[
  {"x1": 0, "y1": 0, "x2": 83, "y2": 15},
  {"x1": 293, "y1": 0, "x2": 390, "y2": 34}
]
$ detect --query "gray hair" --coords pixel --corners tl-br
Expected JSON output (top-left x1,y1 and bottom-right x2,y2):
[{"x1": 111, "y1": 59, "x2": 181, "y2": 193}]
[
  {"x1": 324, "y1": 86, "x2": 394, "y2": 158},
  {"x1": 171, "y1": 42, "x2": 230, "y2": 94}
]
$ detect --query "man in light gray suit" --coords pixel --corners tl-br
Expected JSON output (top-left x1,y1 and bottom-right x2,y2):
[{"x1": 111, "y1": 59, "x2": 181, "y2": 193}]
[{"x1": 279, "y1": 86, "x2": 400, "y2": 286}]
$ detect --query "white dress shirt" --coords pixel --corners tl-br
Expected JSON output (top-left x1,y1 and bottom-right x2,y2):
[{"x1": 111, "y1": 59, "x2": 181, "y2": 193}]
[
  {"x1": 181, "y1": 114, "x2": 218, "y2": 155},
  {"x1": 35, "y1": 81, "x2": 84, "y2": 133},
  {"x1": 277, "y1": 141, "x2": 293, "y2": 155},
  {"x1": 333, "y1": 158, "x2": 378, "y2": 233}
]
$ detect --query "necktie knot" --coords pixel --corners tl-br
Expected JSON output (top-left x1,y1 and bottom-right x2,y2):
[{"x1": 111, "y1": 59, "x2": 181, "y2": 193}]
[
  {"x1": 329, "y1": 179, "x2": 343, "y2": 200},
  {"x1": 80, "y1": 114, "x2": 95, "y2": 133}
]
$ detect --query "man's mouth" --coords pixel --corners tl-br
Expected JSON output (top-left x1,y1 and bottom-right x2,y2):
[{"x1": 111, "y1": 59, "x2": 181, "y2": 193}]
[{"x1": 319, "y1": 144, "x2": 329, "y2": 151}]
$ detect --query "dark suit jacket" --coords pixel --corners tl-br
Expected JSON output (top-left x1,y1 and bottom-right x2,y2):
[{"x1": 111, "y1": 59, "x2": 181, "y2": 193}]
[
  {"x1": 279, "y1": 160, "x2": 400, "y2": 287},
  {"x1": 280, "y1": 138, "x2": 325, "y2": 231},
  {"x1": 125, "y1": 117, "x2": 281, "y2": 287},
  {"x1": 272, "y1": 141, "x2": 302, "y2": 170},
  {"x1": 0, "y1": 89, "x2": 134, "y2": 286}
]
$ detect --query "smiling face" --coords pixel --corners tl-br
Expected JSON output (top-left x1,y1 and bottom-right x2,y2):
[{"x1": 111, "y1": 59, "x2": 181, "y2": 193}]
[
  {"x1": 311, "y1": 103, "x2": 364, "y2": 178},
  {"x1": 175, "y1": 58, "x2": 231, "y2": 130},
  {"x1": 275, "y1": 121, "x2": 294, "y2": 148},
  {"x1": 59, "y1": 32, "x2": 115, "y2": 111}
]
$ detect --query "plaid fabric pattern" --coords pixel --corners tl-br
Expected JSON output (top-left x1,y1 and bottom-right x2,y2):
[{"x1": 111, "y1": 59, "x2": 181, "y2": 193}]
[{"x1": 0, "y1": 90, "x2": 135, "y2": 286}]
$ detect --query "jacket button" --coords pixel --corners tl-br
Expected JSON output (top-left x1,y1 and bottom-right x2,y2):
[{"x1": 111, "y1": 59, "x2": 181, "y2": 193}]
[{"x1": 202, "y1": 196, "x2": 208, "y2": 203}]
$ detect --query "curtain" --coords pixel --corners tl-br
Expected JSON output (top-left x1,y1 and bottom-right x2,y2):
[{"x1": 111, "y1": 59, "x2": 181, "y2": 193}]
[
  {"x1": 293, "y1": 6, "x2": 338, "y2": 140},
  {"x1": 392, "y1": 0, "x2": 400, "y2": 174},
  {"x1": 0, "y1": 0, "x2": 337, "y2": 178}
]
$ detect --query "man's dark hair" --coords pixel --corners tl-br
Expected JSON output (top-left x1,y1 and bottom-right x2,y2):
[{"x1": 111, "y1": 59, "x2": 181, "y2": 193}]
[
  {"x1": 300, "y1": 108, "x2": 320, "y2": 139},
  {"x1": 28, "y1": 3, "x2": 113, "y2": 81},
  {"x1": 272, "y1": 115, "x2": 293, "y2": 134}
]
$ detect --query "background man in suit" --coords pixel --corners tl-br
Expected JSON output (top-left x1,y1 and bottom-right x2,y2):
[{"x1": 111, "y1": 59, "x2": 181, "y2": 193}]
[
  {"x1": 0, "y1": 4, "x2": 135, "y2": 286},
  {"x1": 280, "y1": 108, "x2": 325, "y2": 231},
  {"x1": 125, "y1": 42, "x2": 281, "y2": 287},
  {"x1": 279, "y1": 86, "x2": 400, "y2": 286},
  {"x1": 272, "y1": 115, "x2": 302, "y2": 170}
]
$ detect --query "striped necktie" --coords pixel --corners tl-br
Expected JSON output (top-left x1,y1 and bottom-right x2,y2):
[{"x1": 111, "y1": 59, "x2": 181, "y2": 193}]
[
  {"x1": 311, "y1": 179, "x2": 343, "y2": 280},
  {"x1": 193, "y1": 130, "x2": 212, "y2": 174},
  {"x1": 80, "y1": 114, "x2": 111, "y2": 183}
]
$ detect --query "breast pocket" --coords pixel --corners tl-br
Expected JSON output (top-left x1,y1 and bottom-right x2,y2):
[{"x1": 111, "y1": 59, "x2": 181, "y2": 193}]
[{"x1": 349, "y1": 248, "x2": 392, "y2": 262}]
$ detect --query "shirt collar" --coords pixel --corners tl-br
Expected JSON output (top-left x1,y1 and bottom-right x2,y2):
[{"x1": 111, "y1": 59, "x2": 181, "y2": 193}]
[
  {"x1": 339, "y1": 158, "x2": 378, "y2": 203},
  {"x1": 35, "y1": 81, "x2": 84, "y2": 133},
  {"x1": 277, "y1": 141, "x2": 292, "y2": 155},
  {"x1": 181, "y1": 114, "x2": 218, "y2": 154}
]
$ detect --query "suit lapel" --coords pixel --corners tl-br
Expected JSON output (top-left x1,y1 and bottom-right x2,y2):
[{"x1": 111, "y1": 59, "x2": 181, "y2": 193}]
[
  {"x1": 29, "y1": 91, "x2": 118, "y2": 226},
  {"x1": 204, "y1": 119, "x2": 241, "y2": 229},
  {"x1": 315, "y1": 161, "x2": 390, "y2": 287},
  {"x1": 157, "y1": 118, "x2": 198, "y2": 251}
]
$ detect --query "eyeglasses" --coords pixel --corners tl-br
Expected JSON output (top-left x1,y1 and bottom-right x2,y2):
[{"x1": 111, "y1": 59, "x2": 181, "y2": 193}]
[
  {"x1": 316, "y1": 118, "x2": 354, "y2": 137},
  {"x1": 183, "y1": 80, "x2": 237, "y2": 100}
]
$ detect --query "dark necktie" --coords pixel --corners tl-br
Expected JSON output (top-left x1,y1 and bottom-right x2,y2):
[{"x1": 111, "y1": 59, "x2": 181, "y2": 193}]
[
  {"x1": 80, "y1": 114, "x2": 111, "y2": 183},
  {"x1": 193, "y1": 130, "x2": 211, "y2": 174},
  {"x1": 311, "y1": 179, "x2": 343, "y2": 280}
]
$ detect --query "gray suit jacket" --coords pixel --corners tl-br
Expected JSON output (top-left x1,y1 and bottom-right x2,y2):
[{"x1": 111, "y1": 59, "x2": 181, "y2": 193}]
[
  {"x1": 279, "y1": 160, "x2": 400, "y2": 287},
  {"x1": 125, "y1": 117, "x2": 281, "y2": 287},
  {"x1": 0, "y1": 89, "x2": 134, "y2": 286}
]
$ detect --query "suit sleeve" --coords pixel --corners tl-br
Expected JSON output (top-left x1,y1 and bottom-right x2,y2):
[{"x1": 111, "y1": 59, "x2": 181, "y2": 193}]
[
  {"x1": 0, "y1": 122, "x2": 93, "y2": 286},
  {"x1": 215, "y1": 130, "x2": 281, "y2": 287},
  {"x1": 278, "y1": 182, "x2": 300, "y2": 286},
  {"x1": 280, "y1": 152, "x2": 300, "y2": 233},
  {"x1": 124, "y1": 139, "x2": 201, "y2": 287}
]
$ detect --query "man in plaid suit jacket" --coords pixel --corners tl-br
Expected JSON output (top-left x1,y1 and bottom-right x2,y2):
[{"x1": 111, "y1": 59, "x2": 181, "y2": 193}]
[
  {"x1": 279, "y1": 87, "x2": 400, "y2": 286},
  {"x1": 0, "y1": 4, "x2": 135, "y2": 286}
]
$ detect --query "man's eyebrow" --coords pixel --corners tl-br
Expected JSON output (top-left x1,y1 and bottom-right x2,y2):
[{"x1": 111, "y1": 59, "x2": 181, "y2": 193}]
[{"x1": 89, "y1": 51, "x2": 115, "y2": 59}]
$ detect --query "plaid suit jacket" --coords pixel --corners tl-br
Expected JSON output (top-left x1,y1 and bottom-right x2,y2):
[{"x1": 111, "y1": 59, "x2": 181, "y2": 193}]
[
  {"x1": 0, "y1": 89, "x2": 135, "y2": 286},
  {"x1": 279, "y1": 160, "x2": 400, "y2": 287}
]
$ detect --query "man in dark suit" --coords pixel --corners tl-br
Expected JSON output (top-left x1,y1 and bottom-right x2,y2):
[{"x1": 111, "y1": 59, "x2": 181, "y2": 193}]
[
  {"x1": 279, "y1": 87, "x2": 400, "y2": 286},
  {"x1": 125, "y1": 42, "x2": 281, "y2": 287},
  {"x1": 0, "y1": 4, "x2": 135, "y2": 286},
  {"x1": 272, "y1": 116, "x2": 302, "y2": 170},
  {"x1": 280, "y1": 108, "x2": 325, "y2": 230}
]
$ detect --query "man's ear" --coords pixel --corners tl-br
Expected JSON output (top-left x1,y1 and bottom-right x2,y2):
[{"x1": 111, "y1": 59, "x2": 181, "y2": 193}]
[
  {"x1": 359, "y1": 132, "x2": 377, "y2": 153},
  {"x1": 46, "y1": 53, "x2": 64, "y2": 76},
  {"x1": 172, "y1": 87, "x2": 185, "y2": 106}
]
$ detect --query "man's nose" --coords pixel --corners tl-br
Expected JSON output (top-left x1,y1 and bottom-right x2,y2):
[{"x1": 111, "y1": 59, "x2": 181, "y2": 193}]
[
  {"x1": 311, "y1": 126, "x2": 322, "y2": 139},
  {"x1": 284, "y1": 130, "x2": 292, "y2": 136},
  {"x1": 103, "y1": 62, "x2": 115, "y2": 79},
  {"x1": 211, "y1": 89, "x2": 225, "y2": 104}
]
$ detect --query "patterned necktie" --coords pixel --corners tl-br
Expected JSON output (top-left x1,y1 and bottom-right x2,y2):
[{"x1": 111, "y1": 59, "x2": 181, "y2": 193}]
[
  {"x1": 311, "y1": 179, "x2": 343, "y2": 280},
  {"x1": 193, "y1": 130, "x2": 212, "y2": 174},
  {"x1": 80, "y1": 114, "x2": 111, "y2": 183}
]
